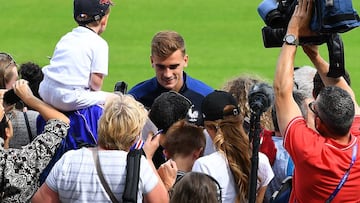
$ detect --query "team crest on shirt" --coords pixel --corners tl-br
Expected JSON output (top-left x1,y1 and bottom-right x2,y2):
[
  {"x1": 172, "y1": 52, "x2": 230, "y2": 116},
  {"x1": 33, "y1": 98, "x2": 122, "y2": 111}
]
[{"x1": 187, "y1": 106, "x2": 199, "y2": 123}]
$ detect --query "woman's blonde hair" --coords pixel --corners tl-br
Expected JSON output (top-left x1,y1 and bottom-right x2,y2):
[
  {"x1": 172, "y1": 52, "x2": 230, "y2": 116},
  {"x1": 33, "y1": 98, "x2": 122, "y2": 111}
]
[
  {"x1": 204, "y1": 108, "x2": 251, "y2": 202},
  {"x1": 97, "y1": 94, "x2": 147, "y2": 150}
]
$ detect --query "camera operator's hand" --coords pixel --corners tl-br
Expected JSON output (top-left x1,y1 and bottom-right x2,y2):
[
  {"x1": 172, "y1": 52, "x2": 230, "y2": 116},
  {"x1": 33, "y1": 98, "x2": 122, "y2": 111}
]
[
  {"x1": 287, "y1": 0, "x2": 314, "y2": 37},
  {"x1": 13, "y1": 79, "x2": 33, "y2": 102}
]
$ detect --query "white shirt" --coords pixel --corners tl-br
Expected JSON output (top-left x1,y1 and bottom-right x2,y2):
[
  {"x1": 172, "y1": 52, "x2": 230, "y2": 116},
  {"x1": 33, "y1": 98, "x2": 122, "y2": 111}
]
[
  {"x1": 192, "y1": 151, "x2": 274, "y2": 203},
  {"x1": 42, "y1": 26, "x2": 108, "y2": 88},
  {"x1": 46, "y1": 148, "x2": 158, "y2": 203}
]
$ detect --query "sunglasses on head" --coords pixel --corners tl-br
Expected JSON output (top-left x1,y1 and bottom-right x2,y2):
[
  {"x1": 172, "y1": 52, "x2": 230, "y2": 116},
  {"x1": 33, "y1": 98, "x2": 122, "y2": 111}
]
[{"x1": 0, "y1": 52, "x2": 17, "y2": 70}]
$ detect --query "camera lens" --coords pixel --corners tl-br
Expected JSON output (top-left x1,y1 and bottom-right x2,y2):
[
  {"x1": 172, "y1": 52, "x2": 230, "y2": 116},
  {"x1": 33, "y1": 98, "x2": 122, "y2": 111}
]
[{"x1": 266, "y1": 10, "x2": 285, "y2": 28}]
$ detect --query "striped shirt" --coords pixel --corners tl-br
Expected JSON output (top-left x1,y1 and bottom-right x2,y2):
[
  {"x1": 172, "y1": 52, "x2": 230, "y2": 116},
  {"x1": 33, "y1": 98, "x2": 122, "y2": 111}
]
[{"x1": 46, "y1": 147, "x2": 158, "y2": 202}]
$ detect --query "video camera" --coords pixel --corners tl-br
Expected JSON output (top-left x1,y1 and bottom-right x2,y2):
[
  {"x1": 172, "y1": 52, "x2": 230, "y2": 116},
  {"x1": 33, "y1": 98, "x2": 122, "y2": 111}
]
[
  {"x1": 257, "y1": 0, "x2": 360, "y2": 77},
  {"x1": 258, "y1": 0, "x2": 329, "y2": 48}
]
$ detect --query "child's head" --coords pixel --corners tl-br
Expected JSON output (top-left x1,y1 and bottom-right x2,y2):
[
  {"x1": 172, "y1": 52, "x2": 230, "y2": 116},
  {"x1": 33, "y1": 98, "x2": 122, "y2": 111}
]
[
  {"x1": 163, "y1": 119, "x2": 205, "y2": 163},
  {"x1": 170, "y1": 172, "x2": 221, "y2": 203},
  {"x1": 73, "y1": 0, "x2": 113, "y2": 28}
]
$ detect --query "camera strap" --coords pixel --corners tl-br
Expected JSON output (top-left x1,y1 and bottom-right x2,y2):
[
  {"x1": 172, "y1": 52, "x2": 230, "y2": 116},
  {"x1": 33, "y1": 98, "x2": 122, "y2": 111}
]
[{"x1": 23, "y1": 111, "x2": 33, "y2": 142}]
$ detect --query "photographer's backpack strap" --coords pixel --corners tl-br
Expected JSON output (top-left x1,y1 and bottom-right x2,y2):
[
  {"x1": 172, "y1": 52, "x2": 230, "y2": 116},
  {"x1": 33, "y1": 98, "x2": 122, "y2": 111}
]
[{"x1": 122, "y1": 149, "x2": 144, "y2": 203}]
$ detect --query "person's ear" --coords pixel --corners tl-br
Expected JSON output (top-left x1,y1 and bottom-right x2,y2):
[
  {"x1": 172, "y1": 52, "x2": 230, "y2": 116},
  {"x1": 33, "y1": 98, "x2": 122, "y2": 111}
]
[
  {"x1": 192, "y1": 147, "x2": 204, "y2": 160},
  {"x1": 183, "y1": 55, "x2": 189, "y2": 67},
  {"x1": 150, "y1": 56, "x2": 155, "y2": 68},
  {"x1": 315, "y1": 116, "x2": 326, "y2": 134},
  {"x1": 101, "y1": 14, "x2": 109, "y2": 25}
]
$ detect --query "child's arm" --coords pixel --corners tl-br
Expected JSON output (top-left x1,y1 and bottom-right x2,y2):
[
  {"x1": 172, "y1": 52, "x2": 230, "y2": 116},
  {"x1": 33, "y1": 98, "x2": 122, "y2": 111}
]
[{"x1": 89, "y1": 73, "x2": 104, "y2": 91}]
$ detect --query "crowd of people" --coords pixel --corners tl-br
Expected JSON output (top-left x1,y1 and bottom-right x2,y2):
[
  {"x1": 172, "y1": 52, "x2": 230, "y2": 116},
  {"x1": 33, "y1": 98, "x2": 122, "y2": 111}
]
[{"x1": 1, "y1": 0, "x2": 360, "y2": 202}]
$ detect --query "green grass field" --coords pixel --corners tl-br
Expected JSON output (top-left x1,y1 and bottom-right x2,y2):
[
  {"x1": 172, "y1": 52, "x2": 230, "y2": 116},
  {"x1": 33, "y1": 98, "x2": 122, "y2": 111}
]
[{"x1": 1, "y1": 0, "x2": 360, "y2": 97}]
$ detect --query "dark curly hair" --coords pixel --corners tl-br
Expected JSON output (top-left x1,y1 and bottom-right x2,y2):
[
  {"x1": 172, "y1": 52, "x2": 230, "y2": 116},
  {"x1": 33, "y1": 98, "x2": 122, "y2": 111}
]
[{"x1": 19, "y1": 62, "x2": 44, "y2": 100}]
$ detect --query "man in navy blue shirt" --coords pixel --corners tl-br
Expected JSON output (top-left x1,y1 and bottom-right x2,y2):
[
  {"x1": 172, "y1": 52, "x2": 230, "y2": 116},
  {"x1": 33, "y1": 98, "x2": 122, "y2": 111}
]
[{"x1": 128, "y1": 30, "x2": 213, "y2": 113}]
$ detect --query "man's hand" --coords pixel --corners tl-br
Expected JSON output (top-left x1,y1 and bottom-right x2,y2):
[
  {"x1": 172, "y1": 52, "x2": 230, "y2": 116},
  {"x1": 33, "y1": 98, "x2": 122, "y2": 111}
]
[
  {"x1": 13, "y1": 79, "x2": 33, "y2": 102},
  {"x1": 157, "y1": 159, "x2": 178, "y2": 190},
  {"x1": 287, "y1": 0, "x2": 314, "y2": 37},
  {"x1": 143, "y1": 131, "x2": 161, "y2": 160}
]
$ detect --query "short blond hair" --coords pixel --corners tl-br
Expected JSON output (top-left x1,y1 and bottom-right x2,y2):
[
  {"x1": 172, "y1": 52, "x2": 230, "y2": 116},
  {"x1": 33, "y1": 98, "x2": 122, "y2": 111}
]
[{"x1": 97, "y1": 94, "x2": 147, "y2": 150}]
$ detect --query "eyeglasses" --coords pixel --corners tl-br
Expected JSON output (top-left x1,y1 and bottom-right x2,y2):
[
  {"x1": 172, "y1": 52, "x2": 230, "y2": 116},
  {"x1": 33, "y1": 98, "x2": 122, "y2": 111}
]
[
  {"x1": 0, "y1": 52, "x2": 17, "y2": 70},
  {"x1": 308, "y1": 101, "x2": 320, "y2": 118}
]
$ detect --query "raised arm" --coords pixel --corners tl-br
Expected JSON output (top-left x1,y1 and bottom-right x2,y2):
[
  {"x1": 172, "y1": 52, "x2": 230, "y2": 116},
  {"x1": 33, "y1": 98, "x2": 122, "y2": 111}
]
[
  {"x1": 302, "y1": 45, "x2": 360, "y2": 114},
  {"x1": 273, "y1": 0, "x2": 313, "y2": 135},
  {"x1": 13, "y1": 79, "x2": 69, "y2": 123},
  {"x1": 142, "y1": 132, "x2": 170, "y2": 203}
]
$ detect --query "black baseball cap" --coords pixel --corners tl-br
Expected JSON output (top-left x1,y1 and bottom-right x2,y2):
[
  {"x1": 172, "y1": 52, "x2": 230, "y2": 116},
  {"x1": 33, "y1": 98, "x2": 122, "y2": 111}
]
[
  {"x1": 202, "y1": 90, "x2": 240, "y2": 121},
  {"x1": 73, "y1": 0, "x2": 113, "y2": 24}
]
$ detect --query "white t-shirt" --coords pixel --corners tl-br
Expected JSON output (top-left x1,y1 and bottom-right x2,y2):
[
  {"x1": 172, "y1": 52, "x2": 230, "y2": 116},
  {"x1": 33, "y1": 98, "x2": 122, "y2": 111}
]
[
  {"x1": 192, "y1": 151, "x2": 274, "y2": 203},
  {"x1": 46, "y1": 148, "x2": 158, "y2": 203},
  {"x1": 257, "y1": 152, "x2": 275, "y2": 189},
  {"x1": 42, "y1": 26, "x2": 108, "y2": 88}
]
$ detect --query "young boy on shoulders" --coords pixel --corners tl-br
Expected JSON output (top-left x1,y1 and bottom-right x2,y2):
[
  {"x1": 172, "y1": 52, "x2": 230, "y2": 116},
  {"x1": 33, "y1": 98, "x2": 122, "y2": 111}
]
[{"x1": 39, "y1": 0, "x2": 116, "y2": 111}]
